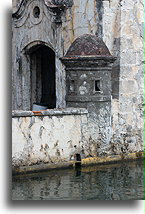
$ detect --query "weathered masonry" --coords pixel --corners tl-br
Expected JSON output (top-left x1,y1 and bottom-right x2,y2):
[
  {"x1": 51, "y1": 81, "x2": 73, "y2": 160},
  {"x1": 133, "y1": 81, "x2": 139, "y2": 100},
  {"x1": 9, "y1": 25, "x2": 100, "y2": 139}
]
[
  {"x1": 61, "y1": 34, "x2": 116, "y2": 151},
  {"x1": 12, "y1": 0, "x2": 144, "y2": 174},
  {"x1": 12, "y1": 0, "x2": 68, "y2": 110}
]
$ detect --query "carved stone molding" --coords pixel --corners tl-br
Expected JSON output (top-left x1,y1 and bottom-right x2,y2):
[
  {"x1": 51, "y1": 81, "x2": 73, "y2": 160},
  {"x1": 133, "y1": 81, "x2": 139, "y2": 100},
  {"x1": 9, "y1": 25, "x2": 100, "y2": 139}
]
[{"x1": 12, "y1": 0, "x2": 73, "y2": 25}]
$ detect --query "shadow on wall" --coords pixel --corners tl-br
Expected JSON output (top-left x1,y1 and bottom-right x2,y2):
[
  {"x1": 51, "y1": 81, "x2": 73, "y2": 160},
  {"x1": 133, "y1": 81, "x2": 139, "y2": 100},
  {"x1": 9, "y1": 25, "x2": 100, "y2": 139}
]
[
  {"x1": 112, "y1": 38, "x2": 120, "y2": 100},
  {"x1": 111, "y1": 2, "x2": 121, "y2": 100},
  {"x1": 95, "y1": 0, "x2": 121, "y2": 100}
]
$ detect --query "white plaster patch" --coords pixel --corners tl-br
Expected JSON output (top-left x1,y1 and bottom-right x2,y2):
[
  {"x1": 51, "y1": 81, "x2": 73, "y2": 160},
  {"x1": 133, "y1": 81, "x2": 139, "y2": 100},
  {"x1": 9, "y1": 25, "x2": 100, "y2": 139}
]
[{"x1": 79, "y1": 86, "x2": 88, "y2": 95}]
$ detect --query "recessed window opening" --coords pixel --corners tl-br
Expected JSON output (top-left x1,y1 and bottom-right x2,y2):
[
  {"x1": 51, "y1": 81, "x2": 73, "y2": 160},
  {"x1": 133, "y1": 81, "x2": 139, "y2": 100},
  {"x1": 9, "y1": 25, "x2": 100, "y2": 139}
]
[
  {"x1": 33, "y1": 6, "x2": 40, "y2": 18},
  {"x1": 95, "y1": 80, "x2": 101, "y2": 92},
  {"x1": 30, "y1": 45, "x2": 56, "y2": 110}
]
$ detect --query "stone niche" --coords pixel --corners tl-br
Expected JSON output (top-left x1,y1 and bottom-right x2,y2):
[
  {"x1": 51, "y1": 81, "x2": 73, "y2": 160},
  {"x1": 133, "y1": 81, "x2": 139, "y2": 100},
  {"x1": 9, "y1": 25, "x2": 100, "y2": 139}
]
[{"x1": 61, "y1": 34, "x2": 116, "y2": 154}]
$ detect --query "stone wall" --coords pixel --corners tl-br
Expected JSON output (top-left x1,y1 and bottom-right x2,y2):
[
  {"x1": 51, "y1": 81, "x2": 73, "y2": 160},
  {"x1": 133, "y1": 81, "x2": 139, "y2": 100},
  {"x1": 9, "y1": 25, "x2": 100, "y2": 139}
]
[
  {"x1": 62, "y1": 0, "x2": 144, "y2": 154},
  {"x1": 12, "y1": 0, "x2": 144, "y2": 162},
  {"x1": 102, "y1": 0, "x2": 144, "y2": 154},
  {"x1": 12, "y1": 108, "x2": 89, "y2": 168}
]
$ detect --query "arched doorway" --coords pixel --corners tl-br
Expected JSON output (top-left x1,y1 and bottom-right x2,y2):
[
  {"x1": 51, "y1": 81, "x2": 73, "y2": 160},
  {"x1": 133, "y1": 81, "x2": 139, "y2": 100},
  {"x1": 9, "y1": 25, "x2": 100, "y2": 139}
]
[{"x1": 29, "y1": 45, "x2": 56, "y2": 110}]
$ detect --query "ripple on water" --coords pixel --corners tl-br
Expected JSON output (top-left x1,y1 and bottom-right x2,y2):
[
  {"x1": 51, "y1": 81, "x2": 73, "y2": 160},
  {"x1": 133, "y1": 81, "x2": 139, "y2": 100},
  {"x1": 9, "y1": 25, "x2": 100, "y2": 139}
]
[{"x1": 12, "y1": 160, "x2": 144, "y2": 200}]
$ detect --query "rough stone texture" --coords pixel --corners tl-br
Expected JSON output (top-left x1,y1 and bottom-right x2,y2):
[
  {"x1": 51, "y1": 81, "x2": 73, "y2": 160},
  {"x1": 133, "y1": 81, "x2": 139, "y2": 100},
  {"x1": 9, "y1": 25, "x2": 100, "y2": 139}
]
[
  {"x1": 12, "y1": 109, "x2": 90, "y2": 167},
  {"x1": 12, "y1": 0, "x2": 68, "y2": 110},
  {"x1": 64, "y1": 34, "x2": 112, "y2": 57},
  {"x1": 102, "y1": 0, "x2": 144, "y2": 155},
  {"x1": 62, "y1": 40, "x2": 115, "y2": 156},
  {"x1": 61, "y1": 0, "x2": 99, "y2": 53},
  {"x1": 12, "y1": 0, "x2": 144, "y2": 167},
  {"x1": 61, "y1": 35, "x2": 116, "y2": 156},
  {"x1": 51, "y1": 0, "x2": 73, "y2": 8}
]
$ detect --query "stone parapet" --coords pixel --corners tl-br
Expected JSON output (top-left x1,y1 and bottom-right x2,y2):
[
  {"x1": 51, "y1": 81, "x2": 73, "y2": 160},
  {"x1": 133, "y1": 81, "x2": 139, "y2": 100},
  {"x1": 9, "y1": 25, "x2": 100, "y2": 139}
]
[{"x1": 12, "y1": 109, "x2": 90, "y2": 170}]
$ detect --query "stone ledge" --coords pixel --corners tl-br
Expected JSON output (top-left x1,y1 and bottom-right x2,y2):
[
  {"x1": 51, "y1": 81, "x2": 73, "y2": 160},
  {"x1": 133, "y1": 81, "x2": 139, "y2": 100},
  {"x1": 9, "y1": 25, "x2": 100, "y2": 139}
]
[
  {"x1": 12, "y1": 161, "x2": 75, "y2": 175},
  {"x1": 12, "y1": 108, "x2": 88, "y2": 117},
  {"x1": 12, "y1": 152, "x2": 144, "y2": 175},
  {"x1": 81, "y1": 152, "x2": 144, "y2": 166}
]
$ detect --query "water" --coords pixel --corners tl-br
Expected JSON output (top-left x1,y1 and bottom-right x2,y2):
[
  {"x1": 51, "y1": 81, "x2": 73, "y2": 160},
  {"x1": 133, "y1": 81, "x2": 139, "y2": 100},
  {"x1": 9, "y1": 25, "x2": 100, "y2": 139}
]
[{"x1": 12, "y1": 160, "x2": 144, "y2": 200}]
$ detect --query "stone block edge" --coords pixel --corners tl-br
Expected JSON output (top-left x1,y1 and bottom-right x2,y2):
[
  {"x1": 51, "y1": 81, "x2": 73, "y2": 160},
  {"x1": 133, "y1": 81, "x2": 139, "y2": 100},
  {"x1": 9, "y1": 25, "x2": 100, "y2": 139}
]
[{"x1": 12, "y1": 152, "x2": 144, "y2": 176}]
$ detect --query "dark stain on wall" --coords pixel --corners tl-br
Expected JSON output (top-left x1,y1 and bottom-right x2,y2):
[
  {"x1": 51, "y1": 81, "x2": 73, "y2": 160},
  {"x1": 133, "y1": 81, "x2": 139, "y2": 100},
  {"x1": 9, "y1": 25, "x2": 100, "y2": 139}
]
[
  {"x1": 96, "y1": 0, "x2": 103, "y2": 38},
  {"x1": 112, "y1": 38, "x2": 120, "y2": 99}
]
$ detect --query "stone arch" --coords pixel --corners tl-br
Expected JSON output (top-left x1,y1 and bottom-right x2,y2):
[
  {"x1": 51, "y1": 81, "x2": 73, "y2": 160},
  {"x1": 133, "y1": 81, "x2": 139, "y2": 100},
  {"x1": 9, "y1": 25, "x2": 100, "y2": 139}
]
[{"x1": 23, "y1": 40, "x2": 55, "y2": 54}]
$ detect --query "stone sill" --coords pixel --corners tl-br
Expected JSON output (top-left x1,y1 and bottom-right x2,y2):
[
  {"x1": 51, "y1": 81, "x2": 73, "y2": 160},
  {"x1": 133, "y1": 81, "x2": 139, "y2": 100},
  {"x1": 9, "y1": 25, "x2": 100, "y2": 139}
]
[{"x1": 12, "y1": 108, "x2": 88, "y2": 118}]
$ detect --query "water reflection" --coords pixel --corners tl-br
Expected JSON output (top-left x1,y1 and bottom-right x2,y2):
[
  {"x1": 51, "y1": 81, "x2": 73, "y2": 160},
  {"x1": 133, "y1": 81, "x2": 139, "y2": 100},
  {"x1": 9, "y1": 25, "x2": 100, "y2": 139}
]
[{"x1": 12, "y1": 160, "x2": 144, "y2": 200}]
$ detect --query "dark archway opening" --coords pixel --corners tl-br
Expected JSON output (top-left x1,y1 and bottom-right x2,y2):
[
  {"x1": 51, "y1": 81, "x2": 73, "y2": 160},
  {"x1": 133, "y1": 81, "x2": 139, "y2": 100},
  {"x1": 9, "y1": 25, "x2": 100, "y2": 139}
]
[{"x1": 30, "y1": 45, "x2": 56, "y2": 110}]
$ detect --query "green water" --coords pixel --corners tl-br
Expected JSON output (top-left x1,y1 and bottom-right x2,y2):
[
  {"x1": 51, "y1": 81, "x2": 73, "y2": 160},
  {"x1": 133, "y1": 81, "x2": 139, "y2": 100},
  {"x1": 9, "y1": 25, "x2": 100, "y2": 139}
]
[{"x1": 12, "y1": 160, "x2": 144, "y2": 200}]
